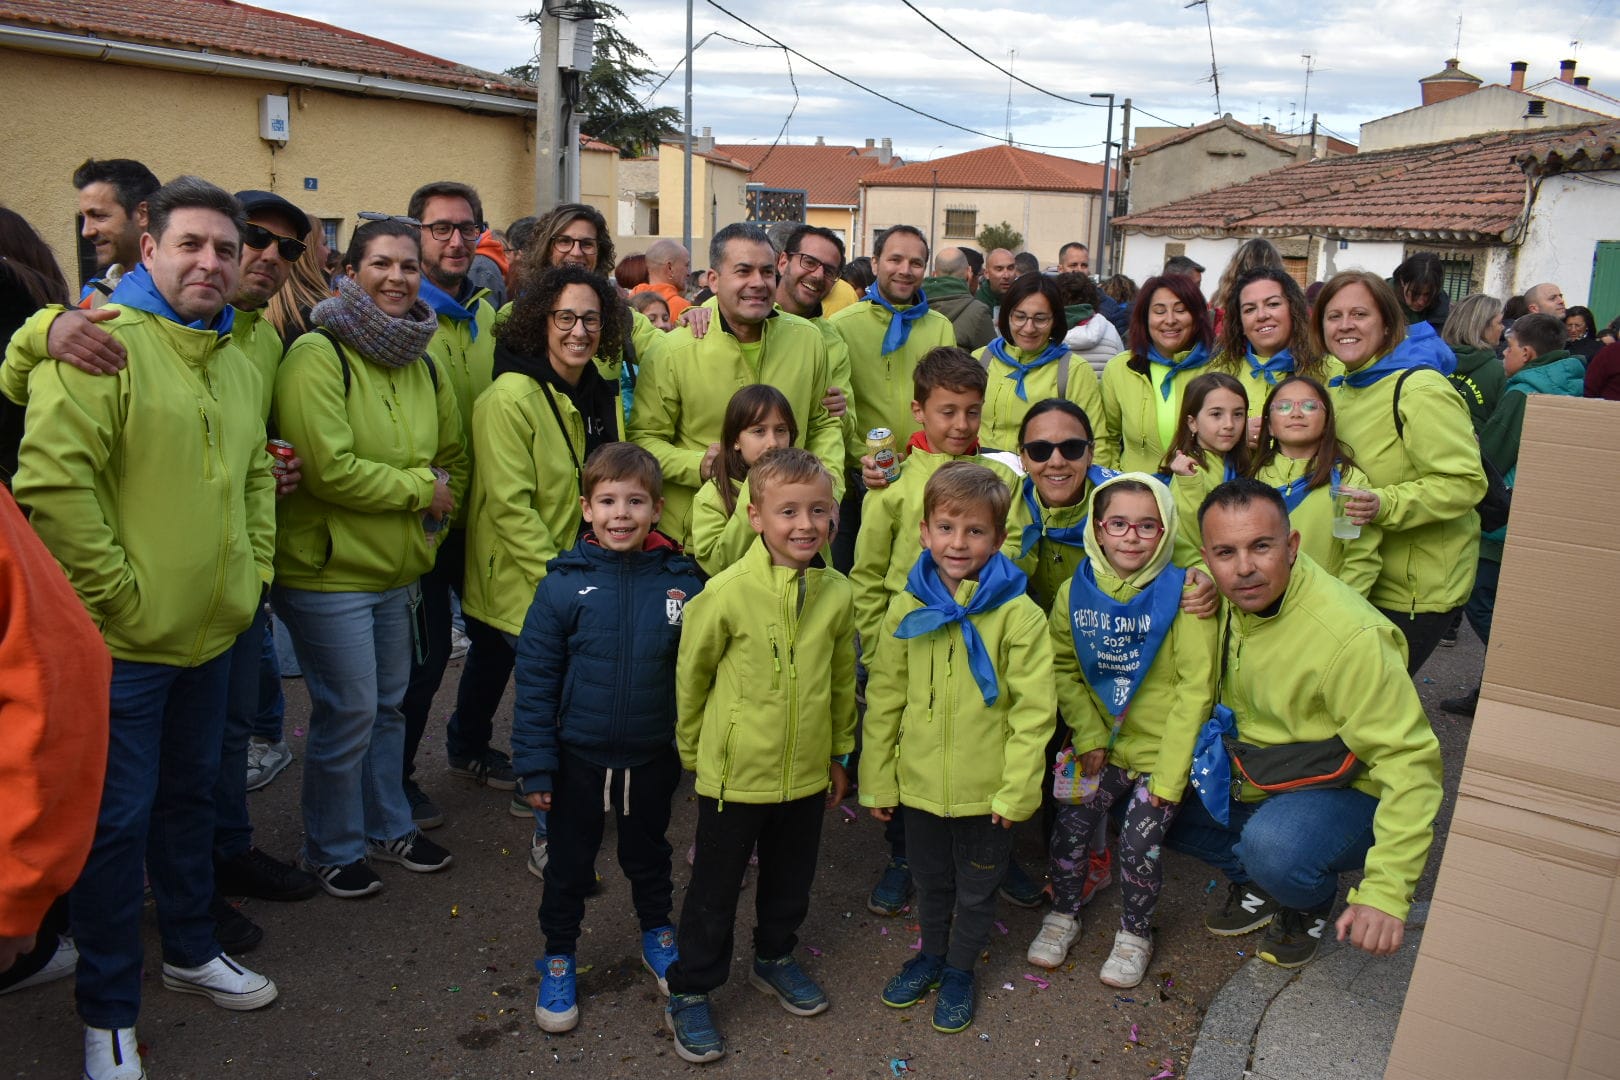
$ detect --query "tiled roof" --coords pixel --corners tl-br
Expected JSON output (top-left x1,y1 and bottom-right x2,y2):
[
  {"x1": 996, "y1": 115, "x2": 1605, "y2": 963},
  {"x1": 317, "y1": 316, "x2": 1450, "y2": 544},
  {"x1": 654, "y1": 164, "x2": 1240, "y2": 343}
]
[
  {"x1": 860, "y1": 144, "x2": 1104, "y2": 194},
  {"x1": 659, "y1": 142, "x2": 753, "y2": 171},
  {"x1": 581, "y1": 135, "x2": 620, "y2": 154},
  {"x1": 715, "y1": 144, "x2": 903, "y2": 208},
  {"x1": 1517, "y1": 123, "x2": 1620, "y2": 175},
  {"x1": 1115, "y1": 122, "x2": 1620, "y2": 241},
  {"x1": 0, "y1": 0, "x2": 531, "y2": 97},
  {"x1": 1126, "y1": 114, "x2": 1296, "y2": 161}
]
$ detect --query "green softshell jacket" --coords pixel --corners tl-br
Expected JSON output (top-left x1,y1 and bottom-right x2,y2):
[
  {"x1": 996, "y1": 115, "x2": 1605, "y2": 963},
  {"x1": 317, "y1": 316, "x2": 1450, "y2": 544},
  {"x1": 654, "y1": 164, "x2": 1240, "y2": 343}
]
[
  {"x1": 1446, "y1": 344, "x2": 1505, "y2": 435},
  {"x1": 829, "y1": 299, "x2": 956, "y2": 466},
  {"x1": 1000, "y1": 482, "x2": 1097, "y2": 614},
  {"x1": 973, "y1": 341, "x2": 1107, "y2": 455},
  {"x1": 675, "y1": 537, "x2": 857, "y2": 806},
  {"x1": 1222, "y1": 554, "x2": 1443, "y2": 921},
  {"x1": 690, "y1": 477, "x2": 757, "y2": 578},
  {"x1": 424, "y1": 291, "x2": 495, "y2": 528},
  {"x1": 1251, "y1": 456, "x2": 1382, "y2": 597},
  {"x1": 859, "y1": 577, "x2": 1055, "y2": 821},
  {"x1": 1097, "y1": 350, "x2": 1209, "y2": 474},
  {"x1": 10, "y1": 306, "x2": 276, "y2": 665},
  {"x1": 271, "y1": 331, "x2": 469, "y2": 592}
]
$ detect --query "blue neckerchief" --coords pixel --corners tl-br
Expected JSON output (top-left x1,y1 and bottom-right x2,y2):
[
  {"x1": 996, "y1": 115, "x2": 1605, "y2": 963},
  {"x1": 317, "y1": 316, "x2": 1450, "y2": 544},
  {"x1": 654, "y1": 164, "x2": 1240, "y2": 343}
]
[
  {"x1": 418, "y1": 277, "x2": 479, "y2": 341},
  {"x1": 896, "y1": 550, "x2": 1028, "y2": 705},
  {"x1": 1223, "y1": 457, "x2": 1240, "y2": 482},
  {"x1": 1245, "y1": 345, "x2": 1294, "y2": 386},
  {"x1": 1190, "y1": 703, "x2": 1236, "y2": 825},
  {"x1": 864, "y1": 283, "x2": 930, "y2": 356},
  {"x1": 988, "y1": 337, "x2": 1070, "y2": 401},
  {"x1": 1017, "y1": 468, "x2": 1115, "y2": 559},
  {"x1": 1147, "y1": 342, "x2": 1211, "y2": 400},
  {"x1": 107, "y1": 263, "x2": 235, "y2": 335},
  {"x1": 1333, "y1": 322, "x2": 1455, "y2": 388},
  {"x1": 1066, "y1": 559, "x2": 1186, "y2": 718},
  {"x1": 1274, "y1": 464, "x2": 1340, "y2": 514}
]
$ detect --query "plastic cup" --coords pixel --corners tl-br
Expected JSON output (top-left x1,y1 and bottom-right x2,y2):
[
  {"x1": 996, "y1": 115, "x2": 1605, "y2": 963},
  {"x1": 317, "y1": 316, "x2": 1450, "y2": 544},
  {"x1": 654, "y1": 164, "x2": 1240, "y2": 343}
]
[{"x1": 1331, "y1": 485, "x2": 1362, "y2": 540}]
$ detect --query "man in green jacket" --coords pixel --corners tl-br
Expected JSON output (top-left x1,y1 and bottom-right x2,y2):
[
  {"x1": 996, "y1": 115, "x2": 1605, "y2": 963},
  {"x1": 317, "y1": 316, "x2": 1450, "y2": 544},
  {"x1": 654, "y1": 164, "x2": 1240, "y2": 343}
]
[
  {"x1": 398, "y1": 181, "x2": 512, "y2": 829},
  {"x1": 13, "y1": 176, "x2": 281, "y2": 1079},
  {"x1": 1442, "y1": 314, "x2": 1585, "y2": 717},
  {"x1": 629, "y1": 222, "x2": 845, "y2": 544},
  {"x1": 922, "y1": 247, "x2": 994, "y2": 352},
  {"x1": 1171, "y1": 479, "x2": 1443, "y2": 970}
]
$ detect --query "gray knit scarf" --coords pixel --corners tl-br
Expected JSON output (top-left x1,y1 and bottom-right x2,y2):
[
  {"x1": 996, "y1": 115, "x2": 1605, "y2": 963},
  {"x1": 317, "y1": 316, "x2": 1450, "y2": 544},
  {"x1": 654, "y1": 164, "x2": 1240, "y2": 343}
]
[{"x1": 310, "y1": 274, "x2": 438, "y2": 368}]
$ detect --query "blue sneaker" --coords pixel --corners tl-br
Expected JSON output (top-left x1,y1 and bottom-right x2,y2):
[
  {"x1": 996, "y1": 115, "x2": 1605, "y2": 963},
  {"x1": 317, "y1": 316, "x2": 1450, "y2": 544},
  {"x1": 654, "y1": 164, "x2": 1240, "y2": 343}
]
[
  {"x1": 881, "y1": 952, "x2": 943, "y2": 1008},
  {"x1": 666, "y1": 992, "x2": 725, "y2": 1063},
  {"x1": 641, "y1": 925, "x2": 678, "y2": 995},
  {"x1": 748, "y1": 954, "x2": 829, "y2": 1016},
  {"x1": 998, "y1": 858, "x2": 1048, "y2": 908},
  {"x1": 533, "y1": 954, "x2": 578, "y2": 1032},
  {"x1": 932, "y1": 966, "x2": 976, "y2": 1033},
  {"x1": 867, "y1": 857, "x2": 912, "y2": 915}
]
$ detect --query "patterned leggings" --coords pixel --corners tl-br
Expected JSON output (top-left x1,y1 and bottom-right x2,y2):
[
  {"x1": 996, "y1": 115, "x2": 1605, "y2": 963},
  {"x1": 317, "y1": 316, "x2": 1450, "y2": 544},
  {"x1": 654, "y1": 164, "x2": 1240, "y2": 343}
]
[{"x1": 1049, "y1": 764, "x2": 1179, "y2": 937}]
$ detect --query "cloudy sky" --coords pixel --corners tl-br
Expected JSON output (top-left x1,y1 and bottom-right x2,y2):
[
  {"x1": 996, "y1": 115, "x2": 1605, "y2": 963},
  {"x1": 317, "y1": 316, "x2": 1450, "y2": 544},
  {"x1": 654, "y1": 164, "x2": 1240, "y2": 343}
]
[{"x1": 272, "y1": 0, "x2": 1618, "y2": 163}]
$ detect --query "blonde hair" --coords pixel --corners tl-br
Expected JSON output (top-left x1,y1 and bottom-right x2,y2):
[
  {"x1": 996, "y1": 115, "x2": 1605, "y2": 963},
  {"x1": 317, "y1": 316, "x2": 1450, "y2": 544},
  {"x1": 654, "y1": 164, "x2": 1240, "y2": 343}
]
[
  {"x1": 748, "y1": 447, "x2": 833, "y2": 503},
  {"x1": 923, "y1": 461, "x2": 1011, "y2": 523}
]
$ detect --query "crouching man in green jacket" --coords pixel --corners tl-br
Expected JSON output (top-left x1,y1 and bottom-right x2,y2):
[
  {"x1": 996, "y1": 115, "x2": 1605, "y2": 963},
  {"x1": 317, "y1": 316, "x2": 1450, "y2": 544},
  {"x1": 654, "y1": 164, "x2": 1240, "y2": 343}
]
[{"x1": 1168, "y1": 478, "x2": 1442, "y2": 970}]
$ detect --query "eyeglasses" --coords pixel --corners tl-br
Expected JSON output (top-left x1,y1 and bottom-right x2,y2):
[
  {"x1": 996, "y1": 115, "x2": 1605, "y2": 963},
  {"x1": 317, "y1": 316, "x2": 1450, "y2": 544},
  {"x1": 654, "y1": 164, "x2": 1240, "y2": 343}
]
[
  {"x1": 1269, "y1": 399, "x2": 1322, "y2": 415},
  {"x1": 552, "y1": 235, "x2": 599, "y2": 254},
  {"x1": 423, "y1": 221, "x2": 483, "y2": 243},
  {"x1": 788, "y1": 251, "x2": 840, "y2": 278},
  {"x1": 241, "y1": 222, "x2": 306, "y2": 261},
  {"x1": 1021, "y1": 438, "x2": 1092, "y2": 463},
  {"x1": 550, "y1": 309, "x2": 602, "y2": 333},
  {"x1": 1098, "y1": 517, "x2": 1163, "y2": 539},
  {"x1": 1009, "y1": 312, "x2": 1054, "y2": 328},
  {"x1": 357, "y1": 211, "x2": 421, "y2": 227}
]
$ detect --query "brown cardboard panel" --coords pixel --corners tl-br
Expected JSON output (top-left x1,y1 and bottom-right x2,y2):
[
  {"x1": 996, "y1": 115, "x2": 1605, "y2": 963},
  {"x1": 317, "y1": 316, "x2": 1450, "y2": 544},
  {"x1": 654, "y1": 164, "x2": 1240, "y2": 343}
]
[
  {"x1": 1459, "y1": 702, "x2": 1620, "y2": 823},
  {"x1": 1388, "y1": 1004, "x2": 1567, "y2": 1079}
]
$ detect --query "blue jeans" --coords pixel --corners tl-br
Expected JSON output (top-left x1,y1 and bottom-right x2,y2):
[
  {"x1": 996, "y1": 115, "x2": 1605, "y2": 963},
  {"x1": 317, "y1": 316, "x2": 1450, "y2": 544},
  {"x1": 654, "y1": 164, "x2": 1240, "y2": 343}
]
[
  {"x1": 273, "y1": 585, "x2": 416, "y2": 867},
  {"x1": 251, "y1": 612, "x2": 286, "y2": 741},
  {"x1": 72, "y1": 654, "x2": 232, "y2": 1028},
  {"x1": 1166, "y1": 787, "x2": 1378, "y2": 911},
  {"x1": 214, "y1": 603, "x2": 270, "y2": 861}
]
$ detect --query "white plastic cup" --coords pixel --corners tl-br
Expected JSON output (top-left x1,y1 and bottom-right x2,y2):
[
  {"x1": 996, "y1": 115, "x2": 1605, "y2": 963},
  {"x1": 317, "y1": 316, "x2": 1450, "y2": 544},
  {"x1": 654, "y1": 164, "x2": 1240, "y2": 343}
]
[{"x1": 1330, "y1": 485, "x2": 1362, "y2": 540}]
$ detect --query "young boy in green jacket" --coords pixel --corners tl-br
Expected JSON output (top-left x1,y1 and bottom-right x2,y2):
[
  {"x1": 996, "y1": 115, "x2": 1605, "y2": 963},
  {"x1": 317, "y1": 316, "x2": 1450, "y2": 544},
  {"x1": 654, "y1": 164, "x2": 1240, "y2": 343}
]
[
  {"x1": 662, "y1": 447, "x2": 856, "y2": 1064},
  {"x1": 860, "y1": 462, "x2": 1054, "y2": 1033},
  {"x1": 849, "y1": 346, "x2": 1023, "y2": 913}
]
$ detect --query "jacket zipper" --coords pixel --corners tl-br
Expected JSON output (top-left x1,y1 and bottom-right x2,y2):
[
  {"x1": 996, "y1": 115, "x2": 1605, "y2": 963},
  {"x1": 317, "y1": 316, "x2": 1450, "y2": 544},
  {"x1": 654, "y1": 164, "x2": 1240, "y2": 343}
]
[
  {"x1": 943, "y1": 638, "x2": 955, "y2": 816},
  {"x1": 189, "y1": 366, "x2": 232, "y2": 665},
  {"x1": 611, "y1": 557, "x2": 631, "y2": 749},
  {"x1": 782, "y1": 573, "x2": 801, "y2": 802}
]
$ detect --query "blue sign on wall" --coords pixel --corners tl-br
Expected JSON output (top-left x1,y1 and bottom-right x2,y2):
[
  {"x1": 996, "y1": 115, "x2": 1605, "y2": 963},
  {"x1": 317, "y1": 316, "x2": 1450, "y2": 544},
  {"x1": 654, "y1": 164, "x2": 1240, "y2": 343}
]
[{"x1": 304, "y1": 178, "x2": 318, "y2": 191}]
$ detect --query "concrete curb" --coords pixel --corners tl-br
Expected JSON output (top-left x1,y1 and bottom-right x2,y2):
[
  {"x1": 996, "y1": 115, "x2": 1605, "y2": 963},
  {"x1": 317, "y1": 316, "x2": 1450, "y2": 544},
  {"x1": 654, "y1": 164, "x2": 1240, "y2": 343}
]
[{"x1": 1186, "y1": 902, "x2": 1429, "y2": 1080}]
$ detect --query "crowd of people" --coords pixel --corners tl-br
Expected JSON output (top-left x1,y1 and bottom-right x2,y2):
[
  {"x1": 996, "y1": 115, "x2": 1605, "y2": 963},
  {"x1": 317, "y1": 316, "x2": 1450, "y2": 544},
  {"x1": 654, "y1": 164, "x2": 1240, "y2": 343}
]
[{"x1": 0, "y1": 156, "x2": 1607, "y2": 1076}]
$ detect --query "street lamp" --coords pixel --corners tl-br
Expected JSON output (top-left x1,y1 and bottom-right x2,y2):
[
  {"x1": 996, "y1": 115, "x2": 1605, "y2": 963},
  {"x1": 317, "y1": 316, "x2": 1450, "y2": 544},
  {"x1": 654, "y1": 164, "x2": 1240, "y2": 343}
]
[
  {"x1": 924, "y1": 145, "x2": 945, "y2": 255},
  {"x1": 1090, "y1": 93, "x2": 1115, "y2": 279}
]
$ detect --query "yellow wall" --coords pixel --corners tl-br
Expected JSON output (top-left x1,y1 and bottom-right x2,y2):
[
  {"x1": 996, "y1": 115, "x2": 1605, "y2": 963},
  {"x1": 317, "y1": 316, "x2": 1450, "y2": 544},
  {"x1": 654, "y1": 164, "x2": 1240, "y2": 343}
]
[
  {"x1": 861, "y1": 186, "x2": 1100, "y2": 265},
  {"x1": 579, "y1": 147, "x2": 618, "y2": 222},
  {"x1": 1, "y1": 48, "x2": 536, "y2": 280},
  {"x1": 806, "y1": 206, "x2": 856, "y2": 243}
]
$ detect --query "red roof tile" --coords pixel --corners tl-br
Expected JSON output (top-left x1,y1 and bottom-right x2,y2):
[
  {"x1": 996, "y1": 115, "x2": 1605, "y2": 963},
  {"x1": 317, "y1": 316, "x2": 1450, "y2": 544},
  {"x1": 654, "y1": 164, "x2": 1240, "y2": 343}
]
[
  {"x1": 658, "y1": 142, "x2": 753, "y2": 171},
  {"x1": 714, "y1": 144, "x2": 904, "y2": 208},
  {"x1": 860, "y1": 144, "x2": 1104, "y2": 194},
  {"x1": 0, "y1": 0, "x2": 531, "y2": 97},
  {"x1": 1517, "y1": 123, "x2": 1620, "y2": 175},
  {"x1": 1115, "y1": 123, "x2": 1620, "y2": 241}
]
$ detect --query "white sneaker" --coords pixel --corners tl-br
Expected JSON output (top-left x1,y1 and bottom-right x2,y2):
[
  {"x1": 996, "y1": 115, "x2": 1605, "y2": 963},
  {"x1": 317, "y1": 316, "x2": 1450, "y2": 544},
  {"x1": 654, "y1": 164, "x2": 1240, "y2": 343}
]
[
  {"x1": 1026, "y1": 912, "x2": 1081, "y2": 969},
  {"x1": 448, "y1": 627, "x2": 471, "y2": 660},
  {"x1": 161, "y1": 953, "x2": 278, "y2": 1010},
  {"x1": 0, "y1": 935, "x2": 77, "y2": 995},
  {"x1": 245, "y1": 739, "x2": 293, "y2": 792},
  {"x1": 1099, "y1": 929, "x2": 1153, "y2": 988},
  {"x1": 83, "y1": 1025, "x2": 145, "y2": 1079},
  {"x1": 527, "y1": 836, "x2": 549, "y2": 880}
]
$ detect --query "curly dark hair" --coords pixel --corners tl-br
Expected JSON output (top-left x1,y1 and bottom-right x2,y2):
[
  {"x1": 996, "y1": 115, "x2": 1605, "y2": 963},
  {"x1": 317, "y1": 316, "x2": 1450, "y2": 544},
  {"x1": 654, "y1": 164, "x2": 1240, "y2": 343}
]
[{"x1": 497, "y1": 263, "x2": 626, "y2": 363}]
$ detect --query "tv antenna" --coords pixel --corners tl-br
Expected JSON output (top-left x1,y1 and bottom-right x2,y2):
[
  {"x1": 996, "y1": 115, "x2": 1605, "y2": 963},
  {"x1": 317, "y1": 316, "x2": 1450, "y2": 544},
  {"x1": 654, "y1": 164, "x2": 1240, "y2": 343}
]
[
  {"x1": 1185, "y1": 0, "x2": 1222, "y2": 114},
  {"x1": 1301, "y1": 54, "x2": 1315, "y2": 128}
]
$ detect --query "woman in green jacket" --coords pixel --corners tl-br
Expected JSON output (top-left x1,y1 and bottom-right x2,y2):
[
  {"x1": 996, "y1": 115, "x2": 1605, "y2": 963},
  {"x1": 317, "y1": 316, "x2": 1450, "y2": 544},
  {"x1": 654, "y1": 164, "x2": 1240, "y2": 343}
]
[
  {"x1": 272, "y1": 217, "x2": 469, "y2": 899},
  {"x1": 1212, "y1": 268, "x2": 1341, "y2": 444},
  {"x1": 1097, "y1": 275, "x2": 1216, "y2": 474},
  {"x1": 1318, "y1": 271, "x2": 1485, "y2": 673},
  {"x1": 975, "y1": 273, "x2": 1104, "y2": 454}
]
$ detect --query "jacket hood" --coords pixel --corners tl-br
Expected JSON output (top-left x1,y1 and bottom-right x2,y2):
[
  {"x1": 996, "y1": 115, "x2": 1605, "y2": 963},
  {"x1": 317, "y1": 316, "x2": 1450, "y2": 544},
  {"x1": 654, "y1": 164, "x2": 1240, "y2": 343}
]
[
  {"x1": 1449, "y1": 343, "x2": 1499, "y2": 378},
  {"x1": 1064, "y1": 313, "x2": 1111, "y2": 350},
  {"x1": 921, "y1": 275, "x2": 971, "y2": 299},
  {"x1": 549, "y1": 530, "x2": 695, "y2": 574},
  {"x1": 1508, "y1": 350, "x2": 1585, "y2": 396},
  {"x1": 1082, "y1": 471, "x2": 1177, "y2": 592}
]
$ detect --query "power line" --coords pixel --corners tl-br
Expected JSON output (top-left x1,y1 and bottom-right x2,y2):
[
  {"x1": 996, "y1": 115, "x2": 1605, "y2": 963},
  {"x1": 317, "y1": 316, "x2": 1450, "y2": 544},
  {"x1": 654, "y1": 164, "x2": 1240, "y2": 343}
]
[
  {"x1": 699, "y1": 0, "x2": 1108, "y2": 151},
  {"x1": 1131, "y1": 105, "x2": 1187, "y2": 129},
  {"x1": 897, "y1": 0, "x2": 1104, "y2": 109}
]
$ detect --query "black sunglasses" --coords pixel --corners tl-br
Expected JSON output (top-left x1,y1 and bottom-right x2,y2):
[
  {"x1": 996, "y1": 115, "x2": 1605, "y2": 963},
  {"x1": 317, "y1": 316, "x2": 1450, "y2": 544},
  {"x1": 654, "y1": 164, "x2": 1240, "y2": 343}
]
[
  {"x1": 1022, "y1": 438, "x2": 1092, "y2": 463},
  {"x1": 241, "y1": 222, "x2": 307, "y2": 261}
]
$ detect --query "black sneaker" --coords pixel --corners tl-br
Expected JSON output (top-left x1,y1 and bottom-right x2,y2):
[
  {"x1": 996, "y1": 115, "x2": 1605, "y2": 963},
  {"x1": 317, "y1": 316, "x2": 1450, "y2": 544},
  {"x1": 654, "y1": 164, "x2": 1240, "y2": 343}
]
[
  {"x1": 447, "y1": 748, "x2": 517, "y2": 791},
  {"x1": 210, "y1": 894, "x2": 263, "y2": 954},
  {"x1": 301, "y1": 858, "x2": 383, "y2": 899},
  {"x1": 216, "y1": 847, "x2": 320, "y2": 902},
  {"x1": 1205, "y1": 881, "x2": 1282, "y2": 936},
  {"x1": 1441, "y1": 688, "x2": 1479, "y2": 718},
  {"x1": 368, "y1": 831, "x2": 454, "y2": 873},
  {"x1": 403, "y1": 779, "x2": 445, "y2": 830},
  {"x1": 1258, "y1": 905, "x2": 1330, "y2": 968}
]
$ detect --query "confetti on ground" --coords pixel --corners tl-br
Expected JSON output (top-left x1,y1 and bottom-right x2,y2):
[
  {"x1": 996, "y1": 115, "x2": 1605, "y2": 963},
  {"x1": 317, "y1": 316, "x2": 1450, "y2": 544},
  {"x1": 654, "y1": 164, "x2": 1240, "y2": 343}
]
[
  {"x1": 450, "y1": 905, "x2": 460, "y2": 918},
  {"x1": 978, "y1": 1033, "x2": 990, "y2": 1042},
  {"x1": 446, "y1": 986, "x2": 461, "y2": 993},
  {"x1": 292, "y1": 726, "x2": 306, "y2": 738},
  {"x1": 806, "y1": 946, "x2": 823, "y2": 957},
  {"x1": 1115, "y1": 995, "x2": 1135, "y2": 1004},
  {"x1": 889, "y1": 1057, "x2": 911, "y2": 1075},
  {"x1": 880, "y1": 927, "x2": 889, "y2": 936},
  {"x1": 1151, "y1": 1070, "x2": 1175, "y2": 1079},
  {"x1": 841, "y1": 805, "x2": 857, "y2": 820},
  {"x1": 1129, "y1": 1024, "x2": 1140, "y2": 1044},
  {"x1": 1236, "y1": 951, "x2": 1245, "y2": 958},
  {"x1": 1002, "y1": 982, "x2": 1014, "y2": 990},
  {"x1": 910, "y1": 937, "x2": 922, "y2": 951},
  {"x1": 994, "y1": 920, "x2": 1009, "y2": 935},
  {"x1": 1023, "y1": 974, "x2": 1049, "y2": 990},
  {"x1": 1204, "y1": 879, "x2": 1218, "y2": 894}
]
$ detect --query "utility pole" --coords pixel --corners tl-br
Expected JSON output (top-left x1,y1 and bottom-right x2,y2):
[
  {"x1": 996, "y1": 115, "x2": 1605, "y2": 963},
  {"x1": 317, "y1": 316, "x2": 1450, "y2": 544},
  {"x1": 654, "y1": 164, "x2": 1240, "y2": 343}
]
[
  {"x1": 682, "y1": 0, "x2": 694, "y2": 251},
  {"x1": 1090, "y1": 92, "x2": 1115, "y2": 279},
  {"x1": 534, "y1": 1, "x2": 561, "y2": 212},
  {"x1": 1115, "y1": 97, "x2": 1132, "y2": 274}
]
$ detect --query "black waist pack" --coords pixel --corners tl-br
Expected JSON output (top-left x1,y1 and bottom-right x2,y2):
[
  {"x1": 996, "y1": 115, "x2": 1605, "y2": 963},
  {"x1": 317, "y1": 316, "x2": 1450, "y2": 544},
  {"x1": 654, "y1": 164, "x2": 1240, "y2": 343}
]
[{"x1": 1222, "y1": 735, "x2": 1363, "y2": 795}]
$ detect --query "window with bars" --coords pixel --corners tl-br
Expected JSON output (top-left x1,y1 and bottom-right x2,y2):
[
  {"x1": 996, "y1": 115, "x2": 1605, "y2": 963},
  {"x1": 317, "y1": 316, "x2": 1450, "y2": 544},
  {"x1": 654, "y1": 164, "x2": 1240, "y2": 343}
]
[
  {"x1": 1440, "y1": 259, "x2": 1474, "y2": 302},
  {"x1": 943, "y1": 209, "x2": 977, "y2": 239}
]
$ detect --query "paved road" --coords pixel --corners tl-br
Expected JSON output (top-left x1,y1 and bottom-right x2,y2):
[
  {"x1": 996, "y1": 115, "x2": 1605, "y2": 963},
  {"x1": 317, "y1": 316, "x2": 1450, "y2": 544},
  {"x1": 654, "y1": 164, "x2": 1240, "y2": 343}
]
[{"x1": 2, "y1": 627, "x2": 1484, "y2": 1079}]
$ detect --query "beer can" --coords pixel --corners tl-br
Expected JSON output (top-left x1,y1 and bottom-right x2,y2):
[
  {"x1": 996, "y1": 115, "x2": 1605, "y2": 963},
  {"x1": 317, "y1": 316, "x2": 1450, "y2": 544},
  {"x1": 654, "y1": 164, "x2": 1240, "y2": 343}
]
[
  {"x1": 267, "y1": 438, "x2": 295, "y2": 475},
  {"x1": 424, "y1": 466, "x2": 451, "y2": 535},
  {"x1": 867, "y1": 427, "x2": 901, "y2": 484}
]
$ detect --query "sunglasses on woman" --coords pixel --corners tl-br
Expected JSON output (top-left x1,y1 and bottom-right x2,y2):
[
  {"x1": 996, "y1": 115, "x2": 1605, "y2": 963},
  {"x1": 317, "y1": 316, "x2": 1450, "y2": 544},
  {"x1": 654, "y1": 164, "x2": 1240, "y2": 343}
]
[
  {"x1": 1021, "y1": 438, "x2": 1092, "y2": 463},
  {"x1": 241, "y1": 222, "x2": 307, "y2": 261}
]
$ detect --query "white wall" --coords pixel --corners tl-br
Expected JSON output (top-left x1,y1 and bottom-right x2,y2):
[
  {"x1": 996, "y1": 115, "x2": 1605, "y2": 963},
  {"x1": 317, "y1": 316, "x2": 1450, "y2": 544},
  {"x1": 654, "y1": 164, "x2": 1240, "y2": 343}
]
[
  {"x1": 1118, "y1": 235, "x2": 1240, "y2": 300},
  {"x1": 1315, "y1": 239, "x2": 1406, "y2": 281},
  {"x1": 1511, "y1": 174, "x2": 1620, "y2": 305}
]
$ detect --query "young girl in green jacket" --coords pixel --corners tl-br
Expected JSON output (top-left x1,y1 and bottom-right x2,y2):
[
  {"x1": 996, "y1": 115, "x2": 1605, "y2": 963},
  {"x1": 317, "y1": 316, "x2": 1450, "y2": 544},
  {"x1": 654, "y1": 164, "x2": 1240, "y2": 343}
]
[
  {"x1": 1161, "y1": 372, "x2": 1250, "y2": 567},
  {"x1": 689, "y1": 385, "x2": 797, "y2": 577},
  {"x1": 1030, "y1": 473, "x2": 1218, "y2": 988}
]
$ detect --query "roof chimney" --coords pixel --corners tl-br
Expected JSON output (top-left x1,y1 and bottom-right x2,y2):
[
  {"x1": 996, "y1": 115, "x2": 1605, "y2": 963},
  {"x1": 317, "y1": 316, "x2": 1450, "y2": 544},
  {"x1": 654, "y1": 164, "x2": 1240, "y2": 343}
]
[
  {"x1": 1560, "y1": 59, "x2": 1577, "y2": 84},
  {"x1": 815, "y1": 135, "x2": 825, "y2": 146},
  {"x1": 864, "y1": 138, "x2": 875, "y2": 150},
  {"x1": 1419, "y1": 57, "x2": 1482, "y2": 106},
  {"x1": 1575, "y1": 76, "x2": 1591, "y2": 89},
  {"x1": 1509, "y1": 61, "x2": 1528, "y2": 92},
  {"x1": 694, "y1": 126, "x2": 715, "y2": 154},
  {"x1": 879, "y1": 137, "x2": 893, "y2": 166}
]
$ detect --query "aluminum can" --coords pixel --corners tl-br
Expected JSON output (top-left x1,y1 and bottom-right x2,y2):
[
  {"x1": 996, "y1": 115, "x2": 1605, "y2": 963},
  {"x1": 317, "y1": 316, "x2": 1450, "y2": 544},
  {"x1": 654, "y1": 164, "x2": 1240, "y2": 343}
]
[{"x1": 867, "y1": 428, "x2": 901, "y2": 484}]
